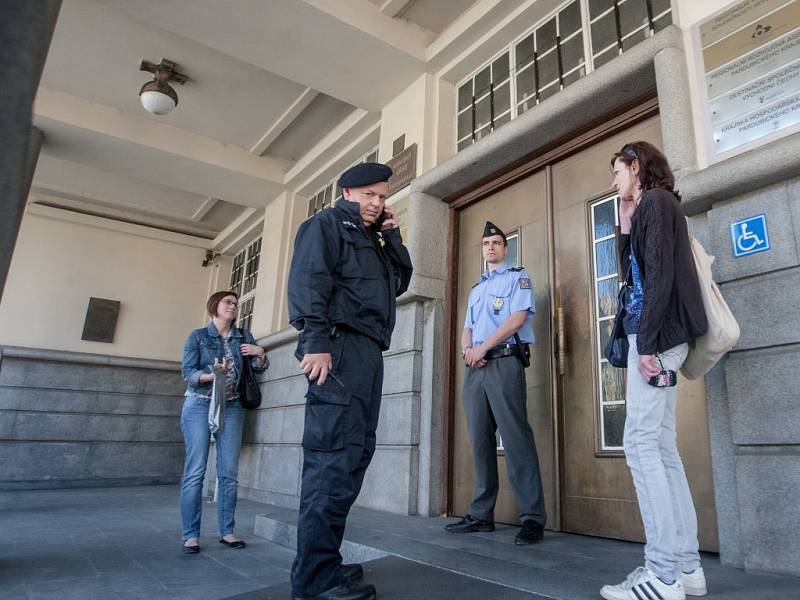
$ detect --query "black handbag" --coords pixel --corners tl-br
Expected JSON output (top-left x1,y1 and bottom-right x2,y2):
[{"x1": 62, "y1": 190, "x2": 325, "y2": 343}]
[
  {"x1": 603, "y1": 265, "x2": 631, "y2": 369},
  {"x1": 238, "y1": 356, "x2": 263, "y2": 409}
]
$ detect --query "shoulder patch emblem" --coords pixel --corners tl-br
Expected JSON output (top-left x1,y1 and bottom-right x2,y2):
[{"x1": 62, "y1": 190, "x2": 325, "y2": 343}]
[
  {"x1": 519, "y1": 278, "x2": 531, "y2": 289},
  {"x1": 509, "y1": 266, "x2": 524, "y2": 271},
  {"x1": 341, "y1": 220, "x2": 358, "y2": 229}
]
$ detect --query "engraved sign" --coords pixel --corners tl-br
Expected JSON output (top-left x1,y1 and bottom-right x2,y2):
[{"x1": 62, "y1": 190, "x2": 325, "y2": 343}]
[
  {"x1": 388, "y1": 195, "x2": 410, "y2": 242},
  {"x1": 698, "y1": 0, "x2": 800, "y2": 157},
  {"x1": 82, "y1": 297, "x2": 121, "y2": 343},
  {"x1": 710, "y1": 58, "x2": 800, "y2": 124},
  {"x1": 701, "y1": 0, "x2": 788, "y2": 47},
  {"x1": 386, "y1": 143, "x2": 417, "y2": 197}
]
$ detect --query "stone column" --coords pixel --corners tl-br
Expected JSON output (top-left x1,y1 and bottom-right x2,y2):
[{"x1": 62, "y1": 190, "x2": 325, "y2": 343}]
[
  {"x1": 653, "y1": 44, "x2": 697, "y2": 182},
  {"x1": 0, "y1": 0, "x2": 61, "y2": 300}
]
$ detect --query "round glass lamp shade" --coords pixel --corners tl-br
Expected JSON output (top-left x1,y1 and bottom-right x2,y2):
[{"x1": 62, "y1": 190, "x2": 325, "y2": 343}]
[{"x1": 139, "y1": 80, "x2": 178, "y2": 115}]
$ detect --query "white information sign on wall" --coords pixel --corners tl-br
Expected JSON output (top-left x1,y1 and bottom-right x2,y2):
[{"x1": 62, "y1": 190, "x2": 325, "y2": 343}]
[{"x1": 698, "y1": 0, "x2": 800, "y2": 159}]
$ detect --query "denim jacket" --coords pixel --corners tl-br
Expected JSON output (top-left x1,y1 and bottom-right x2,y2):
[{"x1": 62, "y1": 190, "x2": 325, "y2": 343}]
[{"x1": 181, "y1": 321, "x2": 266, "y2": 397}]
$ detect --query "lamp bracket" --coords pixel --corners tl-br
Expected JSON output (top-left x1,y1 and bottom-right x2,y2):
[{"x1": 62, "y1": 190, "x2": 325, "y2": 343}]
[{"x1": 140, "y1": 58, "x2": 188, "y2": 85}]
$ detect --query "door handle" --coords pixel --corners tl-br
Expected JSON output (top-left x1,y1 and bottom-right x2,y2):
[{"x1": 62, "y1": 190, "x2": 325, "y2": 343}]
[{"x1": 557, "y1": 306, "x2": 567, "y2": 375}]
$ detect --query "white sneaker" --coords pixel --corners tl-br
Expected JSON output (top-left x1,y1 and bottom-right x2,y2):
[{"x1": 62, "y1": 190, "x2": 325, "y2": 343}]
[
  {"x1": 600, "y1": 566, "x2": 686, "y2": 600},
  {"x1": 680, "y1": 567, "x2": 707, "y2": 596}
]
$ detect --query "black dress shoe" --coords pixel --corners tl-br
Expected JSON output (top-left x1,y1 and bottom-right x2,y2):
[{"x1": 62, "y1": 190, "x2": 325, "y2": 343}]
[
  {"x1": 514, "y1": 519, "x2": 544, "y2": 545},
  {"x1": 340, "y1": 563, "x2": 364, "y2": 584},
  {"x1": 182, "y1": 544, "x2": 200, "y2": 554},
  {"x1": 293, "y1": 582, "x2": 376, "y2": 600},
  {"x1": 219, "y1": 538, "x2": 246, "y2": 549},
  {"x1": 444, "y1": 514, "x2": 495, "y2": 533}
]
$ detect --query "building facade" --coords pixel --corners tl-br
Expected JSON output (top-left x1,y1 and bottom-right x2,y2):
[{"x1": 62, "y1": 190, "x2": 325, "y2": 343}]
[{"x1": 1, "y1": 0, "x2": 798, "y2": 578}]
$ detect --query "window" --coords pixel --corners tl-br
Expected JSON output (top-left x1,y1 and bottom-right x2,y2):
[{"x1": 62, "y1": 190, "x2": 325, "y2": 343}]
[
  {"x1": 307, "y1": 148, "x2": 379, "y2": 217},
  {"x1": 590, "y1": 195, "x2": 625, "y2": 451},
  {"x1": 457, "y1": 52, "x2": 513, "y2": 151},
  {"x1": 456, "y1": 0, "x2": 672, "y2": 151},
  {"x1": 229, "y1": 236, "x2": 262, "y2": 332}
]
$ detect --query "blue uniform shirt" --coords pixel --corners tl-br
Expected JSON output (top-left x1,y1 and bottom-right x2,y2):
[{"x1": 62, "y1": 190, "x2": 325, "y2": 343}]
[{"x1": 464, "y1": 262, "x2": 535, "y2": 346}]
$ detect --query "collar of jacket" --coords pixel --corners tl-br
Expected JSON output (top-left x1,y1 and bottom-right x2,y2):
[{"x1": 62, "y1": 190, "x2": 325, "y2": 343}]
[
  {"x1": 481, "y1": 261, "x2": 509, "y2": 280},
  {"x1": 206, "y1": 320, "x2": 243, "y2": 339}
]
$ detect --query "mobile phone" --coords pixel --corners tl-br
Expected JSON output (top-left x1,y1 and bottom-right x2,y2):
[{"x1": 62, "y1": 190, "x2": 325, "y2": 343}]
[
  {"x1": 648, "y1": 369, "x2": 677, "y2": 387},
  {"x1": 373, "y1": 210, "x2": 388, "y2": 230}
]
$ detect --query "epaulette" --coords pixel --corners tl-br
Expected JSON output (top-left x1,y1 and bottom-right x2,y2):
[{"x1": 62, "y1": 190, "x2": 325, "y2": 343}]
[
  {"x1": 509, "y1": 266, "x2": 525, "y2": 271},
  {"x1": 471, "y1": 281, "x2": 480, "y2": 289}
]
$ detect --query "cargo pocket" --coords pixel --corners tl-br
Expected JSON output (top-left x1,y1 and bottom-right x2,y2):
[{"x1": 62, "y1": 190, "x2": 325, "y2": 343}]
[{"x1": 302, "y1": 378, "x2": 351, "y2": 451}]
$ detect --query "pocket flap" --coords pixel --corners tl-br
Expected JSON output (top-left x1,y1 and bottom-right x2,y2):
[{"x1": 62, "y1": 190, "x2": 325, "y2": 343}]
[{"x1": 305, "y1": 378, "x2": 351, "y2": 405}]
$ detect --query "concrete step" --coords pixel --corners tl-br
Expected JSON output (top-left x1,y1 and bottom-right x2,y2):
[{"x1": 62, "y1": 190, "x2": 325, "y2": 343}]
[{"x1": 254, "y1": 504, "x2": 800, "y2": 600}]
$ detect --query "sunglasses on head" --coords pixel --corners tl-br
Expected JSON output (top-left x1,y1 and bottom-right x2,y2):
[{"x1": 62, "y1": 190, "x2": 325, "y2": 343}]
[{"x1": 622, "y1": 145, "x2": 638, "y2": 160}]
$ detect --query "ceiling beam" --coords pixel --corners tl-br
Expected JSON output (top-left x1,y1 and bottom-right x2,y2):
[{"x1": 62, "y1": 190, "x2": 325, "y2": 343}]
[
  {"x1": 380, "y1": 0, "x2": 414, "y2": 18},
  {"x1": 192, "y1": 197, "x2": 219, "y2": 222},
  {"x1": 250, "y1": 88, "x2": 319, "y2": 156},
  {"x1": 34, "y1": 87, "x2": 294, "y2": 183}
]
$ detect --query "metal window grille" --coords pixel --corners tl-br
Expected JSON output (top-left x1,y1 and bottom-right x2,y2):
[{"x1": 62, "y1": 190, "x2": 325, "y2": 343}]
[{"x1": 456, "y1": 0, "x2": 671, "y2": 152}]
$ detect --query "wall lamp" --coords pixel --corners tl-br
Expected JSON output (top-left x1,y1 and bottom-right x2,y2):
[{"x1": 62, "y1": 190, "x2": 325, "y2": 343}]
[
  {"x1": 139, "y1": 58, "x2": 188, "y2": 115},
  {"x1": 202, "y1": 250, "x2": 220, "y2": 268}
]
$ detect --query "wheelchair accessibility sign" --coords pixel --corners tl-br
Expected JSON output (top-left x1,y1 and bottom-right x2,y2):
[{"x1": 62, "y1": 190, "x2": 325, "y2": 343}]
[{"x1": 730, "y1": 214, "x2": 770, "y2": 258}]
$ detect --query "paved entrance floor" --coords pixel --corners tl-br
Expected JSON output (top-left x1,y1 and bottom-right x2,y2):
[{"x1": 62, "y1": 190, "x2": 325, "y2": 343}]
[{"x1": 1, "y1": 485, "x2": 798, "y2": 599}]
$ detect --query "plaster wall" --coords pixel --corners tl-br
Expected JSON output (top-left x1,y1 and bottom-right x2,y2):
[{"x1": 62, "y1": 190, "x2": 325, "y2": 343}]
[{"x1": 0, "y1": 205, "x2": 212, "y2": 361}]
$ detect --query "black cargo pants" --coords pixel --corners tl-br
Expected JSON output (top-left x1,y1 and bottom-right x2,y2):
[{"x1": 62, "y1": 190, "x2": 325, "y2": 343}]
[{"x1": 290, "y1": 329, "x2": 384, "y2": 598}]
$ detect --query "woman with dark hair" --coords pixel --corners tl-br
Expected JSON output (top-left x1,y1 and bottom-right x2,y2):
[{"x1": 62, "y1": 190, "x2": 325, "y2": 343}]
[
  {"x1": 179, "y1": 290, "x2": 268, "y2": 554},
  {"x1": 601, "y1": 142, "x2": 708, "y2": 600}
]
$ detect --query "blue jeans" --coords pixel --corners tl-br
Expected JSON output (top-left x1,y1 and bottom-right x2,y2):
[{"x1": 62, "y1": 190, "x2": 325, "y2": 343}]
[
  {"x1": 624, "y1": 336, "x2": 701, "y2": 582},
  {"x1": 179, "y1": 394, "x2": 245, "y2": 541}
]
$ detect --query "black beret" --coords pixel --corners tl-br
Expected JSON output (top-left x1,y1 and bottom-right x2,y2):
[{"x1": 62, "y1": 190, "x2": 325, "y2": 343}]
[
  {"x1": 483, "y1": 221, "x2": 506, "y2": 241},
  {"x1": 337, "y1": 162, "x2": 393, "y2": 189}
]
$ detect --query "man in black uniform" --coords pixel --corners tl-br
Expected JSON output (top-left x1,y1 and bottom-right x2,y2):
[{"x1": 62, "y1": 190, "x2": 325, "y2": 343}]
[{"x1": 288, "y1": 162, "x2": 413, "y2": 600}]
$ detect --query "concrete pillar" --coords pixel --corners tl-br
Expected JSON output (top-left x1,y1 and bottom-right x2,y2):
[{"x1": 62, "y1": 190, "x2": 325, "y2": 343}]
[
  {"x1": 653, "y1": 44, "x2": 697, "y2": 181},
  {"x1": 0, "y1": 0, "x2": 61, "y2": 300}
]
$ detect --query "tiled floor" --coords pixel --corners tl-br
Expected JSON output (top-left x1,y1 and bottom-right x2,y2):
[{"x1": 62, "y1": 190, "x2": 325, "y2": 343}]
[
  {"x1": 0, "y1": 486, "x2": 293, "y2": 599},
  {"x1": 1, "y1": 486, "x2": 798, "y2": 600}
]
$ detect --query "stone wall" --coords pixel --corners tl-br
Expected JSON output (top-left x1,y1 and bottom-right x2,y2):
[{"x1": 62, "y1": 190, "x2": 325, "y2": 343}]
[
  {"x1": 0, "y1": 346, "x2": 185, "y2": 489},
  {"x1": 694, "y1": 177, "x2": 800, "y2": 576},
  {"x1": 238, "y1": 297, "x2": 445, "y2": 516}
]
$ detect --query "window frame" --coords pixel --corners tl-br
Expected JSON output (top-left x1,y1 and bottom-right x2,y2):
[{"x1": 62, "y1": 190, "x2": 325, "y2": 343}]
[{"x1": 229, "y1": 235, "x2": 262, "y2": 332}]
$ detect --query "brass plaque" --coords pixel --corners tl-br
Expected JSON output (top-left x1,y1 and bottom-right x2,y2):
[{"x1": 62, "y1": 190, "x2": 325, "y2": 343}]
[
  {"x1": 81, "y1": 297, "x2": 121, "y2": 343},
  {"x1": 700, "y1": 0, "x2": 789, "y2": 48},
  {"x1": 389, "y1": 195, "x2": 410, "y2": 242},
  {"x1": 703, "y1": 0, "x2": 800, "y2": 72},
  {"x1": 386, "y1": 143, "x2": 417, "y2": 197}
]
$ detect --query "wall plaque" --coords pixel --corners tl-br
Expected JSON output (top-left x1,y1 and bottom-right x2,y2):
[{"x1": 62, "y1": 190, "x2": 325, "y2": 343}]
[
  {"x1": 386, "y1": 143, "x2": 417, "y2": 197},
  {"x1": 81, "y1": 297, "x2": 121, "y2": 343},
  {"x1": 698, "y1": 0, "x2": 800, "y2": 158}
]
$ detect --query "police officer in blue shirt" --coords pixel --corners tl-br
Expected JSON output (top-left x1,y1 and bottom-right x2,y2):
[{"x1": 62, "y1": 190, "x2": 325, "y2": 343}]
[
  {"x1": 287, "y1": 162, "x2": 412, "y2": 600},
  {"x1": 444, "y1": 221, "x2": 546, "y2": 545}
]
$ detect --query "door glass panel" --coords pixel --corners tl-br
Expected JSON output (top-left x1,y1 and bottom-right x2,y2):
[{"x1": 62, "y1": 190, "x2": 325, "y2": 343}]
[
  {"x1": 591, "y1": 195, "x2": 626, "y2": 451},
  {"x1": 594, "y1": 238, "x2": 617, "y2": 278}
]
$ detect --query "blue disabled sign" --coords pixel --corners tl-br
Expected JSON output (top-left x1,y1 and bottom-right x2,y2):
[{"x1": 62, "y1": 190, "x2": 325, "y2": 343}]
[{"x1": 730, "y1": 214, "x2": 770, "y2": 258}]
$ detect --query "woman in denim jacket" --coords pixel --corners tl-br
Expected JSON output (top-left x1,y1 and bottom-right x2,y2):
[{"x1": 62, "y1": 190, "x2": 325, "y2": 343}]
[{"x1": 179, "y1": 290, "x2": 268, "y2": 554}]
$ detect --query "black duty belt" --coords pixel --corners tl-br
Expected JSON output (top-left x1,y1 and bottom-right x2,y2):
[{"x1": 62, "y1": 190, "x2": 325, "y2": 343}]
[{"x1": 485, "y1": 343, "x2": 530, "y2": 360}]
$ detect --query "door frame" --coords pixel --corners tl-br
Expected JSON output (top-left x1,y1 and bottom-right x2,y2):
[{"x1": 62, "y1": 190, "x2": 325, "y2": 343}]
[{"x1": 442, "y1": 93, "x2": 660, "y2": 526}]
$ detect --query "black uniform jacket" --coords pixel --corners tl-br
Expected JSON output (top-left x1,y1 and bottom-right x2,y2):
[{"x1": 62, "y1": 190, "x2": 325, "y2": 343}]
[
  {"x1": 619, "y1": 187, "x2": 708, "y2": 356},
  {"x1": 288, "y1": 199, "x2": 413, "y2": 355}
]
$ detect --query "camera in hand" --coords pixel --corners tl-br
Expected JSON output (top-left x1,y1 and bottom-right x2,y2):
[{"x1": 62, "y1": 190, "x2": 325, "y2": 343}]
[{"x1": 648, "y1": 369, "x2": 677, "y2": 388}]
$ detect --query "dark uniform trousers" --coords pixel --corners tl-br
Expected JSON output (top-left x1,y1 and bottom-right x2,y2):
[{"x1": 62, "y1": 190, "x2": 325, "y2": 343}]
[
  {"x1": 291, "y1": 329, "x2": 384, "y2": 598},
  {"x1": 463, "y1": 355, "x2": 546, "y2": 525}
]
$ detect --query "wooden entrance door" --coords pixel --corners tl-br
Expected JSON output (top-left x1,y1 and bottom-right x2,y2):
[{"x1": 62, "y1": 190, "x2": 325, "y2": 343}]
[
  {"x1": 450, "y1": 114, "x2": 718, "y2": 550},
  {"x1": 452, "y1": 169, "x2": 557, "y2": 525},
  {"x1": 552, "y1": 116, "x2": 718, "y2": 550}
]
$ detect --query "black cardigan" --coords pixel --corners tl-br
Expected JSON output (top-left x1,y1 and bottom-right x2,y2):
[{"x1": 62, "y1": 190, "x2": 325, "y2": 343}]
[{"x1": 618, "y1": 188, "x2": 708, "y2": 355}]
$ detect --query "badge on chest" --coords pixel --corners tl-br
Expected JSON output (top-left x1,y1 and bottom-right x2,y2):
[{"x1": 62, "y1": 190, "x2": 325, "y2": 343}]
[{"x1": 492, "y1": 297, "x2": 504, "y2": 314}]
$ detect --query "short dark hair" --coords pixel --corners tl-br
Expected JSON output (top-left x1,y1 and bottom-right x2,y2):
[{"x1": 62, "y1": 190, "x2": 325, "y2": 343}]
[
  {"x1": 611, "y1": 141, "x2": 681, "y2": 201},
  {"x1": 207, "y1": 290, "x2": 239, "y2": 318}
]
